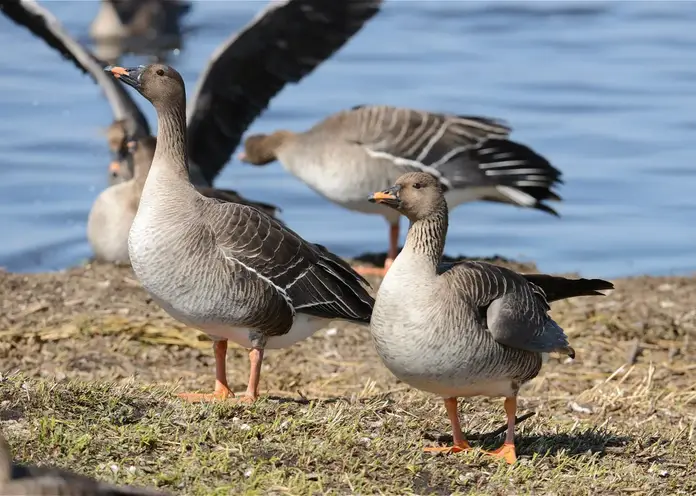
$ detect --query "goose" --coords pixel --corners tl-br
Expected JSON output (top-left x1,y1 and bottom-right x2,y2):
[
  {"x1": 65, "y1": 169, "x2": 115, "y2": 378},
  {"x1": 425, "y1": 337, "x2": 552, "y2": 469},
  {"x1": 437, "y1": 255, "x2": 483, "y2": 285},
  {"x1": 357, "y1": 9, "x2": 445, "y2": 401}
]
[
  {"x1": 1, "y1": 0, "x2": 383, "y2": 262},
  {"x1": 88, "y1": 134, "x2": 281, "y2": 264},
  {"x1": 89, "y1": 0, "x2": 190, "y2": 43},
  {"x1": 0, "y1": 433, "x2": 167, "y2": 495},
  {"x1": 366, "y1": 171, "x2": 612, "y2": 463},
  {"x1": 106, "y1": 63, "x2": 374, "y2": 403},
  {"x1": 239, "y1": 105, "x2": 563, "y2": 277}
]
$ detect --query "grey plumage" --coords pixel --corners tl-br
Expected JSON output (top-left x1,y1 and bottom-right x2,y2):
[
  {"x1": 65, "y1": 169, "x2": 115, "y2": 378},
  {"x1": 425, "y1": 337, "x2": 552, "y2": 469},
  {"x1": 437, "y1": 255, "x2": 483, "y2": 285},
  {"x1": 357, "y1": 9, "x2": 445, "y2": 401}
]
[
  {"x1": 109, "y1": 64, "x2": 373, "y2": 401},
  {"x1": 367, "y1": 171, "x2": 612, "y2": 461}
]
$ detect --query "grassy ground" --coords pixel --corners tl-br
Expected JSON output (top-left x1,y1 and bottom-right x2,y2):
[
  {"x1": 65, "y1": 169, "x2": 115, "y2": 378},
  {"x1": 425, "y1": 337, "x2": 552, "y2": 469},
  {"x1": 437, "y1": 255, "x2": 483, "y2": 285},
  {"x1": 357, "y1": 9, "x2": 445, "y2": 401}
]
[{"x1": 1, "y1": 260, "x2": 695, "y2": 495}]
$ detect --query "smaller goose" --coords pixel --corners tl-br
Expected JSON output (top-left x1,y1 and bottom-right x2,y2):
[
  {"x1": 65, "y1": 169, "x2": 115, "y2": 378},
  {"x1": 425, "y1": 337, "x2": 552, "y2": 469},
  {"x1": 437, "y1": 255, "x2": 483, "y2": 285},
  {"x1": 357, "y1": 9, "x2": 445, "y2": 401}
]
[
  {"x1": 89, "y1": 0, "x2": 190, "y2": 43},
  {"x1": 240, "y1": 105, "x2": 563, "y2": 277},
  {"x1": 367, "y1": 172, "x2": 612, "y2": 463},
  {"x1": 88, "y1": 134, "x2": 280, "y2": 264},
  {"x1": 0, "y1": 433, "x2": 167, "y2": 495},
  {"x1": 107, "y1": 63, "x2": 374, "y2": 402}
]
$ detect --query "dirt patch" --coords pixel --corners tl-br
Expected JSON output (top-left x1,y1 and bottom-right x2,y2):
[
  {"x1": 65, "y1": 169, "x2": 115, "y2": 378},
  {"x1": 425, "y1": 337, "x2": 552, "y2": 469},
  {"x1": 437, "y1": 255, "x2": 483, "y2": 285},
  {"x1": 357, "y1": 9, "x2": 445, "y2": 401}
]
[{"x1": 0, "y1": 260, "x2": 695, "y2": 495}]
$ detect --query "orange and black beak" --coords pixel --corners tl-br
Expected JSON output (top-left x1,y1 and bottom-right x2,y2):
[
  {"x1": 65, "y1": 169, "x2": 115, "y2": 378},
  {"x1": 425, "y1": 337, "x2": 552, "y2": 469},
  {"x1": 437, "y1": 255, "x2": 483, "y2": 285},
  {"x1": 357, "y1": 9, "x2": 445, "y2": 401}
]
[
  {"x1": 368, "y1": 185, "x2": 401, "y2": 208},
  {"x1": 105, "y1": 65, "x2": 145, "y2": 91}
]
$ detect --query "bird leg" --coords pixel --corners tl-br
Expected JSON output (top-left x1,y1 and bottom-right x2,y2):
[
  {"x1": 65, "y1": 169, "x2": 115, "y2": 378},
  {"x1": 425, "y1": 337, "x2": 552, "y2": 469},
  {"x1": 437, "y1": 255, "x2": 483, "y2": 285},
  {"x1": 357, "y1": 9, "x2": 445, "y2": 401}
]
[
  {"x1": 238, "y1": 348, "x2": 264, "y2": 403},
  {"x1": 484, "y1": 396, "x2": 518, "y2": 464},
  {"x1": 353, "y1": 223, "x2": 399, "y2": 277},
  {"x1": 178, "y1": 340, "x2": 233, "y2": 402},
  {"x1": 424, "y1": 397, "x2": 472, "y2": 453}
]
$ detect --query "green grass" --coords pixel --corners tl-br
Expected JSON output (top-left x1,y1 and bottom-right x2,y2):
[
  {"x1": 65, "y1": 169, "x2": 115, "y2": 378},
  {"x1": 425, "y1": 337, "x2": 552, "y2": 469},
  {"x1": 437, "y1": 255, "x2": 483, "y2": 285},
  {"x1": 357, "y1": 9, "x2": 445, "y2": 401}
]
[{"x1": 1, "y1": 264, "x2": 695, "y2": 494}]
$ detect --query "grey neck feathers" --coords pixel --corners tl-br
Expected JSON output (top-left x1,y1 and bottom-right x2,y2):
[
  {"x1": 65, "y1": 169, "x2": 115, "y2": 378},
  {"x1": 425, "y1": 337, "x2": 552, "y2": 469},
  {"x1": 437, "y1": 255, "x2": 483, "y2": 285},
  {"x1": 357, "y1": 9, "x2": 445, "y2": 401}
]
[
  {"x1": 404, "y1": 202, "x2": 448, "y2": 269},
  {"x1": 152, "y1": 101, "x2": 188, "y2": 180}
]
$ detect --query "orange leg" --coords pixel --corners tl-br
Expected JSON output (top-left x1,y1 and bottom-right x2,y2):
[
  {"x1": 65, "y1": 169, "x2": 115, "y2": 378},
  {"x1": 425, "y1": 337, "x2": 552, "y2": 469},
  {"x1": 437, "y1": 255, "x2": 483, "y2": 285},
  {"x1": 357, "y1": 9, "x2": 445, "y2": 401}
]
[
  {"x1": 179, "y1": 340, "x2": 233, "y2": 402},
  {"x1": 354, "y1": 223, "x2": 399, "y2": 277},
  {"x1": 424, "y1": 397, "x2": 472, "y2": 453},
  {"x1": 485, "y1": 397, "x2": 518, "y2": 464},
  {"x1": 237, "y1": 348, "x2": 264, "y2": 404}
]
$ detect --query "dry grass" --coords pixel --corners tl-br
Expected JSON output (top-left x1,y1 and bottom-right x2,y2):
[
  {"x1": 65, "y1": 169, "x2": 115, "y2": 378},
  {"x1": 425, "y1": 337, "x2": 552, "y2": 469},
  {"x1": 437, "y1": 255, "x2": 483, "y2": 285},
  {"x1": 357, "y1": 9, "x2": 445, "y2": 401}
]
[{"x1": 1, "y1": 260, "x2": 695, "y2": 495}]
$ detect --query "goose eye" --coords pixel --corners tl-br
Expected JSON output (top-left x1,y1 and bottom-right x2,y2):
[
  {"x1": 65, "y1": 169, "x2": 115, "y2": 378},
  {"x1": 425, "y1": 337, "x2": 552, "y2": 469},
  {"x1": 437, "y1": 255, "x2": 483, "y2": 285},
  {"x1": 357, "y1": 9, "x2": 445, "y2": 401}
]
[
  {"x1": 156, "y1": 69, "x2": 164, "y2": 76},
  {"x1": 413, "y1": 183, "x2": 422, "y2": 189}
]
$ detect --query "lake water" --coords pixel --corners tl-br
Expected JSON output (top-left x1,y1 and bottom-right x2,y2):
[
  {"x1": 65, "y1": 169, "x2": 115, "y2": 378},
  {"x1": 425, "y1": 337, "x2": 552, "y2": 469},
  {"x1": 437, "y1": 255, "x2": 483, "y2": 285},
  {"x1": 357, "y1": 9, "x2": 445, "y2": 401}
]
[{"x1": 1, "y1": 0, "x2": 695, "y2": 279}]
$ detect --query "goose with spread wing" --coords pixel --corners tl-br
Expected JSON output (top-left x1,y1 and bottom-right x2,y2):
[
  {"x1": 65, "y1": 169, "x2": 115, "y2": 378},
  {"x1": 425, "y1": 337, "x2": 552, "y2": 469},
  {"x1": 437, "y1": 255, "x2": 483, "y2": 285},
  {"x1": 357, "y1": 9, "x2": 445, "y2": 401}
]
[
  {"x1": 106, "y1": 63, "x2": 374, "y2": 402},
  {"x1": 367, "y1": 172, "x2": 612, "y2": 463},
  {"x1": 1, "y1": 0, "x2": 383, "y2": 264},
  {"x1": 240, "y1": 105, "x2": 563, "y2": 277}
]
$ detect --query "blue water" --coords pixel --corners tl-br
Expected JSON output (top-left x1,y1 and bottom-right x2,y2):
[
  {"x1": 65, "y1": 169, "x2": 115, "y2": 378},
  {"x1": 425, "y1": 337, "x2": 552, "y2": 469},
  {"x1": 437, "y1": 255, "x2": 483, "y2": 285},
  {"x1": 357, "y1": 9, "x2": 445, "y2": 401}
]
[{"x1": 0, "y1": 0, "x2": 695, "y2": 278}]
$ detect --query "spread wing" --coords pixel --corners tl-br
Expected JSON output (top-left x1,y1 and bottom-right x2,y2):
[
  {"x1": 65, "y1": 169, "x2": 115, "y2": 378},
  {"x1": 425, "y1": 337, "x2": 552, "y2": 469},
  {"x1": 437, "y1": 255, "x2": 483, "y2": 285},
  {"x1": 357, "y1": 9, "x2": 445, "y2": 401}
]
[
  {"x1": 0, "y1": 0, "x2": 150, "y2": 139},
  {"x1": 186, "y1": 0, "x2": 383, "y2": 185}
]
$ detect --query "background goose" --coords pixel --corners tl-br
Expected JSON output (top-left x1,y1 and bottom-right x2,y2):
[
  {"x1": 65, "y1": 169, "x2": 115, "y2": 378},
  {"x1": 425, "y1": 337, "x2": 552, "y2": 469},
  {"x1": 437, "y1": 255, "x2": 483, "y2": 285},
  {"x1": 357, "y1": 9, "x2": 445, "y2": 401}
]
[
  {"x1": 367, "y1": 172, "x2": 612, "y2": 463},
  {"x1": 0, "y1": 433, "x2": 168, "y2": 495},
  {"x1": 88, "y1": 135, "x2": 281, "y2": 264},
  {"x1": 89, "y1": 0, "x2": 190, "y2": 42},
  {"x1": 240, "y1": 105, "x2": 563, "y2": 277},
  {"x1": 0, "y1": 0, "x2": 383, "y2": 188},
  {"x1": 107, "y1": 63, "x2": 374, "y2": 402}
]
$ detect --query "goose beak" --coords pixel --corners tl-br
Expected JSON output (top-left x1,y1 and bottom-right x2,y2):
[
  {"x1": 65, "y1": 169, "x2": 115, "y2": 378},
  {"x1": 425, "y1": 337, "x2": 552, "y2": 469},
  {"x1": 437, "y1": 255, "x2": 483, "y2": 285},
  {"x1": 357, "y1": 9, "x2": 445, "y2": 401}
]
[
  {"x1": 105, "y1": 65, "x2": 145, "y2": 90},
  {"x1": 368, "y1": 185, "x2": 401, "y2": 207},
  {"x1": 237, "y1": 151, "x2": 248, "y2": 162}
]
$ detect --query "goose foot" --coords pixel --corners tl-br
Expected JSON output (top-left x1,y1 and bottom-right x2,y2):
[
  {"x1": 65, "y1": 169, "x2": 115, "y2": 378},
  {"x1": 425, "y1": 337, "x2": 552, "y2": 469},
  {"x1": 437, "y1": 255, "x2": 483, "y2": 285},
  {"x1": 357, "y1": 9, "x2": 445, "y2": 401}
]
[
  {"x1": 178, "y1": 380, "x2": 232, "y2": 403},
  {"x1": 423, "y1": 441, "x2": 472, "y2": 454},
  {"x1": 484, "y1": 442, "x2": 517, "y2": 464}
]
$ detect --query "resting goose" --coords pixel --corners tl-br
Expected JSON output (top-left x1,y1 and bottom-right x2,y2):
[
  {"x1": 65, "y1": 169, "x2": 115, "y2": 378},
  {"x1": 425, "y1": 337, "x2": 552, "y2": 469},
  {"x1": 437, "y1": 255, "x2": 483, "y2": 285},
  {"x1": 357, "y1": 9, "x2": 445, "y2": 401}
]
[
  {"x1": 0, "y1": 433, "x2": 167, "y2": 495},
  {"x1": 367, "y1": 172, "x2": 612, "y2": 463},
  {"x1": 107, "y1": 63, "x2": 374, "y2": 402},
  {"x1": 89, "y1": 0, "x2": 190, "y2": 42},
  {"x1": 240, "y1": 105, "x2": 563, "y2": 276}
]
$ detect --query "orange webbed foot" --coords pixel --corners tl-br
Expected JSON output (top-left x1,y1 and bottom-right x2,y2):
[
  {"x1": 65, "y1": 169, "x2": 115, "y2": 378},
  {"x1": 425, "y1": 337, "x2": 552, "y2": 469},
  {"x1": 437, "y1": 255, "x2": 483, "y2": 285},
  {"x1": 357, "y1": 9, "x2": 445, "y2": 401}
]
[
  {"x1": 485, "y1": 442, "x2": 517, "y2": 464},
  {"x1": 235, "y1": 394, "x2": 257, "y2": 404},
  {"x1": 177, "y1": 380, "x2": 232, "y2": 403},
  {"x1": 424, "y1": 441, "x2": 472, "y2": 454}
]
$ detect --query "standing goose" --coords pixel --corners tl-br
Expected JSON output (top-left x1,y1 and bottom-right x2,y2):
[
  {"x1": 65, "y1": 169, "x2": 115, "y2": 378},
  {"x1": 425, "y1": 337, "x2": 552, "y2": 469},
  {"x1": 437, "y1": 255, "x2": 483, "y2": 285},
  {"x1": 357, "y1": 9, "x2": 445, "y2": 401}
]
[
  {"x1": 0, "y1": 433, "x2": 167, "y2": 495},
  {"x1": 1, "y1": 0, "x2": 384, "y2": 187},
  {"x1": 240, "y1": 105, "x2": 563, "y2": 276},
  {"x1": 367, "y1": 172, "x2": 612, "y2": 463},
  {"x1": 1, "y1": 0, "x2": 382, "y2": 263},
  {"x1": 107, "y1": 63, "x2": 374, "y2": 402}
]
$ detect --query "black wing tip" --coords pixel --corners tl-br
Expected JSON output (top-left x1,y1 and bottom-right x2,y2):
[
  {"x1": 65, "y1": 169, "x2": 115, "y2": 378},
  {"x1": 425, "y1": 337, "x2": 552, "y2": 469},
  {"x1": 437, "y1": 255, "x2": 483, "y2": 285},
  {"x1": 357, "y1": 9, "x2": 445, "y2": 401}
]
[
  {"x1": 582, "y1": 278, "x2": 615, "y2": 292},
  {"x1": 533, "y1": 201, "x2": 561, "y2": 217}
]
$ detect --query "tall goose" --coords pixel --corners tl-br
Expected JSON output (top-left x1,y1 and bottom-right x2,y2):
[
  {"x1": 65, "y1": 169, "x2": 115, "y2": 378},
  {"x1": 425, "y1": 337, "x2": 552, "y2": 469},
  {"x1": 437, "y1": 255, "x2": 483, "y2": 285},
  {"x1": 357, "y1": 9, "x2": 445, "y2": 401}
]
[
  {"x1": 0, "y1": 433, "x2": 167, "y2": 495},
  {"x1": 1, "y1": 0, "x2": 383, "y2": 187},
  {"x1": 240, "y1": 105, "x2": 563, "y2": 277},
  {"x1": 107, "y1": 63, "x2": 374, "y2": 402},
  {"x1": 367, "y1": 172, "x2": 612, "y2": 463}
]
